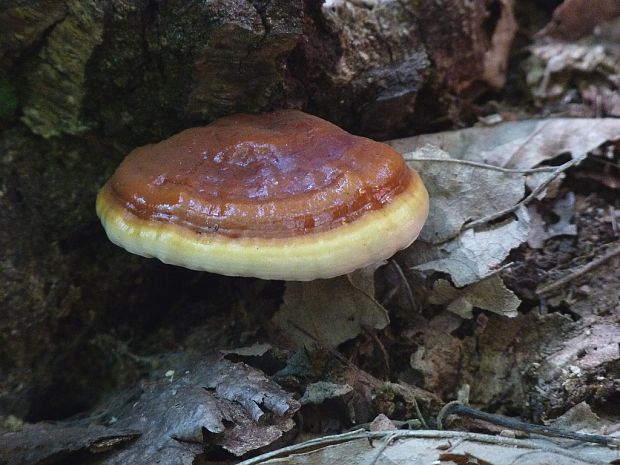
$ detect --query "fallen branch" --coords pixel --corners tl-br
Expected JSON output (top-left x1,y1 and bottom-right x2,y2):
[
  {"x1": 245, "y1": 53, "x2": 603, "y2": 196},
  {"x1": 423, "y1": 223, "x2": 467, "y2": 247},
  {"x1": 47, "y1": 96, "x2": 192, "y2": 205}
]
[
  {"x1": 537, "y1": 240, "x2": 620, "y2": 296},
  {"x1": 236, "y1": 426, "x2": 614, "y2": 465},
  {"x1": 403, "y1": 155, "x2": 559, "y2": 173},
  {"x1": 437, "y1": 401, "x2": 619, "y2": 447},
  {"x1": 463, "y1": 154, "x2": 585, "y2": 230},
  {"x1": 388, "y1": 259, "x2": 417, "y2": 313}
]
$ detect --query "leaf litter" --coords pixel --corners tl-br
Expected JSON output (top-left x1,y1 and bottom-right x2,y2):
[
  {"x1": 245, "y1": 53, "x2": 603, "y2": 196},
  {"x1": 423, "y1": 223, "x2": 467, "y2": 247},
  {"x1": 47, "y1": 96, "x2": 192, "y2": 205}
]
[{"x1": 382, "y1": 118, "x2": 620, "y2": 321}]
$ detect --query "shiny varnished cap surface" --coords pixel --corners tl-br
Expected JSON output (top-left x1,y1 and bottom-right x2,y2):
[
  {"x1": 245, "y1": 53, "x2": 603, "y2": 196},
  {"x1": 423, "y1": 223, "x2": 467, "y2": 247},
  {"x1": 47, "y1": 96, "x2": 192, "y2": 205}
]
[{"x1": 101, "y1": 110, "x2": 415, "y2": 238}]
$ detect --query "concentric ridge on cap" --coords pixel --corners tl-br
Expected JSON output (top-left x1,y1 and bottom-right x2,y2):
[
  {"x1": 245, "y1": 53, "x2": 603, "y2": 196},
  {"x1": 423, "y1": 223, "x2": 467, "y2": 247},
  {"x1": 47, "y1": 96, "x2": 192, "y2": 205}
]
[{"x1": 96, "y1": 110, "x2": 429, "y2": 280}]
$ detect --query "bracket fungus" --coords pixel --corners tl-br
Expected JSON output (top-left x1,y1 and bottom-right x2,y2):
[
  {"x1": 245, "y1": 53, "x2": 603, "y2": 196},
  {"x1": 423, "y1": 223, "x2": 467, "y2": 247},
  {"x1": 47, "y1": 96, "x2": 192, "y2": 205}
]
[{"x1": 96, "y1": 110, "x2": 429, "y2": 280}]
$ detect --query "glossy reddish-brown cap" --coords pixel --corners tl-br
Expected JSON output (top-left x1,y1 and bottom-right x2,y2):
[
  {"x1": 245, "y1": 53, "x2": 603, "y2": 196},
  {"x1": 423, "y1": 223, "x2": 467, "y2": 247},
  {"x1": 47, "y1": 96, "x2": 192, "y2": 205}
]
[{"x1": 96, "y1": 110, "x2": 429, "y2": 280}]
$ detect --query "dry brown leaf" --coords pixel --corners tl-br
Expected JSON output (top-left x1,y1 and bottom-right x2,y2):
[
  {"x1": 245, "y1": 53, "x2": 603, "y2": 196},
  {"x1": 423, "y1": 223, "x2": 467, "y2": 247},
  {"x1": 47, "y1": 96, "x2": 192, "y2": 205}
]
[
  {"x1": 526, "y1": 43, "x2": 620, "y2": 109},
  {"x1": 274, "y1": 265, "x2": 389, "y2": 349},
  {"x1": 392, "y1": 119, "x2": 620, "y2": 244},
  {"x1": 527, "y1": 193, "x2": 577, "y2": 249},
  {"x1": 582, "y1": 85, "x2": 620, "y2": 117},
  {"x1": 300, "y1": 382, "x2": 353, "y2": 405},
  {"x1": 0, "y1": 424, "x2": 139, "y2": 465},
  {"x1": 403, "y1": 146, "x2": 525, "y2": 243},
  {"x1": 0, "y1": 354, "x2": 300, "y2": 464},
  {"x1": 406, "y1": 210, "x2": 529, "y2": 287},
  {"x1": 222, "y1": 343, "x2": 273, "y2": 358},
  {"x1": 94, "y1": 355, "x2": 300, "y2": 463},
  {"x1": 538, "y1": 0, "x2": 620, "y2": 40},
  {"x1": 408, "y1": 312, "x2": 464, "y2": 399},
  {"x1": 429, "y1": 275, "x2": 520, "y2": 319},
  {"x1": 390, "y1": 118, "x2": 620, "y2": 169},
  {"x1": 369, "y1": 414, "x2": 397, "y2": 432},
  {"x1": 547, "y1": 402, "x2": 601, "y2": 431}
]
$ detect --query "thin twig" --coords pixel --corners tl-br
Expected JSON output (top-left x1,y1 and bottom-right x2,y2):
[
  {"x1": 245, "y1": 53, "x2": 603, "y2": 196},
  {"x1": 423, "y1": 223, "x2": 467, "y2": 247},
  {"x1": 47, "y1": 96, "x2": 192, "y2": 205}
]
[
  {"x1": 369, "y1": 432, "x2": 398, "y2": 465},
  {"x1": 389, "y1": 259, "x2": 417, "y2": 313},
  {"x1": 463, "y1": 155, "x2": 585, "y2": 230},
  {"x1": 437, "y1": 401, "x2": 619, "y2": 448},
  {"x1": 610, "y1": 205, "x2": 618, "y2": 237},
  {"x1": 345, "y1": 418, "x2": 422, "y2": 432},
  {"x1": 236, "y1": 427, "x2": 613, "y2": 465},
  {"x1": 285, "y1": 320, "x2": 386, "y2": 385},
  {"x1": 590, "y1": 156, "x2": 620, "y2": 170},
  {"x1": 412, "y1": 393, "x2": 428, "y2": 429},
  {"x1": 537, "y1": 240, "x2": 620, "y2": 296},
  {"x1": 504, "y1": 120, "x2": 550, "y2": 167},
  {"x1": 403, "y1": 155, "x2": 559, "y2": 173},
  {"x1": 363, "y1": 327, "x2": 391, "y2": 381}
]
